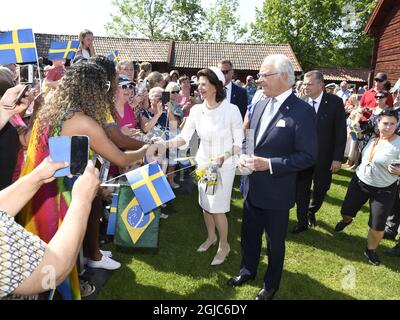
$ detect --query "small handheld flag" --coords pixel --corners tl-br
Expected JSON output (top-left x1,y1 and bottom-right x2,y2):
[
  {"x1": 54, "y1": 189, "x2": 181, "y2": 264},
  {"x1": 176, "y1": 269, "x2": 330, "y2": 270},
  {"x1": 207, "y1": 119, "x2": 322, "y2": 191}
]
[
  {"x1": 121, "y1": 197, "x2": 155, "y2": 243},
  {"x1": 0, "y1": 29, "x2": 37, "y2": 64},
  {"x1": 107, "y1": 50, "x2": 119, "y2": 64},
  {"x1": 48, "y1": 40, "x2": 79, "y2": 61},
  {"x1": 125, "y1": 162, "x2": 175, "y2": 213},
  {"x1": 106, "y1": 193, "x2": 118, "y2": 236}
]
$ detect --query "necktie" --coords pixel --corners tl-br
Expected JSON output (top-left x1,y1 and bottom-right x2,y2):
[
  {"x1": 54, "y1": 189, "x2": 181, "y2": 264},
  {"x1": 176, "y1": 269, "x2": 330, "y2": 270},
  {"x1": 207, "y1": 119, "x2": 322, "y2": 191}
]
[
  {"x1": 256, "y1": 98, "x2": 277, "y2": 145},
  {"x1": 312, "y1": 100, "x2": 317, "y2": 113}
]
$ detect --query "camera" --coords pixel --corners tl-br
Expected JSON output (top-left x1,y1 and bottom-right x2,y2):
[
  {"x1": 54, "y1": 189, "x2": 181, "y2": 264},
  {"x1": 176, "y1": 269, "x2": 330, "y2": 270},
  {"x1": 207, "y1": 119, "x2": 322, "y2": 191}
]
[
  {"x1": 190, "y1": 82, "x2": 198, "y2": 97},
  {"x1": 19, "y1": 64, "x2": 38, "y2": 85},
  {"x1": 390, "y1": 159, "x2": 400, "y2": 168}
]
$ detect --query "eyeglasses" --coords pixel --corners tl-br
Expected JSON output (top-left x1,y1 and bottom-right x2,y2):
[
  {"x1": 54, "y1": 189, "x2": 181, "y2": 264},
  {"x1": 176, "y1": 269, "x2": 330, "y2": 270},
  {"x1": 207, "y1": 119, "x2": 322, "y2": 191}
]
[
  {"x1": 171, "y1": 91, "x2": 180, "y2": 94},
  {"x1": 257, "y1": 72, "x2": 279, "y2": 79},
  {"x1": 105, "y1": 81, "x2": 111, "y2": 92},
  {"x1": 119, "y1": 84, "x2": 135, "y2": 90},
  {"x1": 221, "y1": 69, "x2": 232, "y2": 75}
]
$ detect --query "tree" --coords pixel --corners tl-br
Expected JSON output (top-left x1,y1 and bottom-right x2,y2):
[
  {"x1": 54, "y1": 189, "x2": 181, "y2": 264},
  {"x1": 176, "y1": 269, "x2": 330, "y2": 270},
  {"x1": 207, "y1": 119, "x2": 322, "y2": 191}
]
[
  {"x1": 167, "y1": 0, "x2": 206, "y2": 41},
  {"x1": 105, "y1": 0, "x2": 169, "y2": 39},
  {"x1": 251, "y1": 0, "x2": 377, "y2": 70},
  {"x1": 204, "y1": 0, "x2": 248, "y2": 42}
]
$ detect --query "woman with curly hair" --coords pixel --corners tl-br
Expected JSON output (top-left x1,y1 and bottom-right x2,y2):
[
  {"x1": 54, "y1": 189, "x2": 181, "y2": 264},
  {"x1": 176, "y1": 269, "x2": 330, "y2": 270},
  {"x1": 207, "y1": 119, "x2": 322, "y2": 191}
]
[{"x1": 17, "y1": 62, "x2": 148, "y2": 299}]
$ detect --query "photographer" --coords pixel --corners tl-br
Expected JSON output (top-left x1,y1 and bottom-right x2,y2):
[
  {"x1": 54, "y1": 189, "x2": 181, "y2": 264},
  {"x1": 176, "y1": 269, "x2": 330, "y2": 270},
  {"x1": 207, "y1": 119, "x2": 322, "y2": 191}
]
[
  {"x1": 177, "y1": 75, "x2": 201, "y2": 117},
  {"x1": 0, "y1": 158, "x2": 99, "y2": 299},
  {"x1": 334, "y1": 110, "x2": 400, "y2": 266}
]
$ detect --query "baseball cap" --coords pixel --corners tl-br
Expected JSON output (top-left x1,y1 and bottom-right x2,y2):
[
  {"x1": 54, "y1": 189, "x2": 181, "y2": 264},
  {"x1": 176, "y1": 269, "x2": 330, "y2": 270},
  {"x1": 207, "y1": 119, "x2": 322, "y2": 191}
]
[{"x1": 374, "y1": 72, "x2": 387, "y2": 82}]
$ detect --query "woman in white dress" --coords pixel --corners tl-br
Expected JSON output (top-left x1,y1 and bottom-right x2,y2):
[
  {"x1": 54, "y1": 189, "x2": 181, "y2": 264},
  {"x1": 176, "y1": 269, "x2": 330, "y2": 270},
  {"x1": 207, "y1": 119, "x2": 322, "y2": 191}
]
[{"x1": 155, "y1": 67, "x2": 244, "y2": 265}]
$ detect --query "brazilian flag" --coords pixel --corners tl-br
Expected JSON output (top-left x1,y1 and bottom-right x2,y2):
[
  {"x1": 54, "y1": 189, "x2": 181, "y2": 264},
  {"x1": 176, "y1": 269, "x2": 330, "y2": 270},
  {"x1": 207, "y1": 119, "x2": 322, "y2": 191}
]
[{"x1": 114, "y1": 183, "x2": 160, "y2": 249}]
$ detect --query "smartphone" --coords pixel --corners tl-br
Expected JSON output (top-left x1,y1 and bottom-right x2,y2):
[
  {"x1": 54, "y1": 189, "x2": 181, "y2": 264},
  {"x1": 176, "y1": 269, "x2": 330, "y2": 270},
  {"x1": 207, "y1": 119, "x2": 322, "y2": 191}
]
[
  {"x1": 391, "y1": 159, "x2": 400, "y2": 168},
  {"x1": 49, "y1": 136, "x2": 71, "y2": 177},
  {"x1": 92, "y1": 154, "x2": 110, "y2": 183},
  {"x1": 190, "y1": 83, "x2": 197, "y2": 97},
  {"x1": 2, "y1": 84, "x2": 31, "y2": 110},
  {"x1": 138, "y1": 80, "x2": 147, "y2": 94},
  {"x1": 19, "y1": 64, "x2": 35, "y2": 84},
  {"x1": 70, "y1": 136, "x2": 89, "y2": 176},
  {"x1": 161, "y1": 91, "x2": 170, "y2": 105}
]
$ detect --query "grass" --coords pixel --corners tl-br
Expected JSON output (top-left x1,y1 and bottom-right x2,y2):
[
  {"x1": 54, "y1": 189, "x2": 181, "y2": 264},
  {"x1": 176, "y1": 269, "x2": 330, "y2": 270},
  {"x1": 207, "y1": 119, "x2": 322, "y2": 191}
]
[{"x1": 97, "y1": 169, "x2": 400, "y2": 300}]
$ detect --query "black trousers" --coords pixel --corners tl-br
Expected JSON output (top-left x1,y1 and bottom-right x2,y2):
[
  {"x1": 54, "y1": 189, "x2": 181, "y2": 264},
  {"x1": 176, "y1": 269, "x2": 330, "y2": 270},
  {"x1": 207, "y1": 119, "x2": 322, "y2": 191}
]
[
  {"x1": 385, "y1": 182, "x2": 400, "y2": 235},
  {"x1": 240, "y1": 196, "x2": 289, "y2": 291},
  {"x1": 295, "y1": 166, "x2": 332, "y2": 226}
]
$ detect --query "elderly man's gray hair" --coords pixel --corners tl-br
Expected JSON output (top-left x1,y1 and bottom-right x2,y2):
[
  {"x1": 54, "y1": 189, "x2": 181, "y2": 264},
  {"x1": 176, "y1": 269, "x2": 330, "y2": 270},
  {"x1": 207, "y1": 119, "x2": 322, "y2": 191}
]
[{"x1": 263, "y1": 54, "x2": 295, "y2": 86}]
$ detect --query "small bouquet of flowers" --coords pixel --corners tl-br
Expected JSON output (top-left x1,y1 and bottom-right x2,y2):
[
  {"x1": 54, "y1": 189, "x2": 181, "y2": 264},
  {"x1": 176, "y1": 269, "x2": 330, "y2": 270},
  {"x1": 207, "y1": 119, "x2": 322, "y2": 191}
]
[{"x1": 192, "y1": 161, "x2": 219, "y2": 195}]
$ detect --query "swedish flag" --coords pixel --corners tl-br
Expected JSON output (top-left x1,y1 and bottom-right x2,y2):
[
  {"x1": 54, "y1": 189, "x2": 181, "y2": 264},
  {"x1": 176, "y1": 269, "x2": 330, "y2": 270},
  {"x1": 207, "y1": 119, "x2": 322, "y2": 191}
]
[
  {"x1": 121, "y1": 197, "x2": 155, "y2": 244},
  {"x1": 125, "y1": 162, "x2": 175, "y2": 214},
  {"x1": 48, "y1": 40, "x2": 79, "y2": 61},
  {"x1": 0, "y1": 29, "x2": 37, "y2": 64},
  {"x1": 107, "y1": 50, "x2": 119, "y2": 64}
]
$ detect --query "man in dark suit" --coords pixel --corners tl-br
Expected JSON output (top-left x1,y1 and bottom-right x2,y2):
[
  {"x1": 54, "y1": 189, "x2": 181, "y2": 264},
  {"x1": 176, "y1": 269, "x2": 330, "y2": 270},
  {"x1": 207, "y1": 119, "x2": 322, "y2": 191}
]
[
  {"x1": 292, "y1": 71, "x2": 347, "y2": 234},
  {"x1": 227, "y1": 55, "x2": 318, "y2": 300},
  {"x1": 218, "y1": 59, "x2": 248, "y2": 119}
]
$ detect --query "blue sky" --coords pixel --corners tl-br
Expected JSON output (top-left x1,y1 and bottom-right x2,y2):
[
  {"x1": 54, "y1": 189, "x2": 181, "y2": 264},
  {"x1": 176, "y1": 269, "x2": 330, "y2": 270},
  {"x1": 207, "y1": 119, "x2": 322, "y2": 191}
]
[{"x1": 1, "y1": 0, "x2": 264, "y2": 36}]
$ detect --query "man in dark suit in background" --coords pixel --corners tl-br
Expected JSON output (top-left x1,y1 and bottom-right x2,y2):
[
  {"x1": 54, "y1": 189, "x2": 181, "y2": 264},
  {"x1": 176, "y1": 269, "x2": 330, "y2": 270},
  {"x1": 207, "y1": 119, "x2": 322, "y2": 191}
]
[
  {"x1": 292, "y1": 70, "x2": 347, "y2": 234},
  {"x1": 227, "y1": 54, "x2": 318, "y2": 300},
  {"x1": 218, "y1": 59, "x2": 248, "y2": 119}
]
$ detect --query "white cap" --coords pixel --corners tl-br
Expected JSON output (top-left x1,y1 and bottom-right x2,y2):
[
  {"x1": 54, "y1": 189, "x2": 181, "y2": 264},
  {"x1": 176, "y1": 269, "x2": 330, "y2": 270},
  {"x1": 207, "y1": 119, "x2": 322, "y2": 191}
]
[{"x1": 209, "y1": 66, "x2": 226, "y2": 86}]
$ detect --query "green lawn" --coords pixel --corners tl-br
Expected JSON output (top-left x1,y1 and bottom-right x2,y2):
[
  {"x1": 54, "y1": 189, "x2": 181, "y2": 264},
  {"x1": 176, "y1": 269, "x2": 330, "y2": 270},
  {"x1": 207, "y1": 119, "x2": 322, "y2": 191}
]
[{"x1": 98, "y1": 169, "x2": 400, "y2": 300}]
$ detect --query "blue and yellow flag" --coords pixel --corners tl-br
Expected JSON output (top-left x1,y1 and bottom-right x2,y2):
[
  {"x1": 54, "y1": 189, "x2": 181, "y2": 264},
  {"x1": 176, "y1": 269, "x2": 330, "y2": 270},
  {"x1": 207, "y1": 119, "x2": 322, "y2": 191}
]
[
  {"x1": 0, "y1": 29, "x2": 37, "y2": 64},
  {"x1": 121, "y1": 197, "x2": 155, "y2": 244},
  {"x1": 125, "y1": 162, "x2": 175, "y2": 214},
  {"x1": 107, "y1": 50, "x2": 119, "y2": 64},
  {"x1": 48, "y1": 40, "x2": 79, "y2": 61},
  {"x1": 106, "y1": 193, "x2": 118, "y2": 236}
]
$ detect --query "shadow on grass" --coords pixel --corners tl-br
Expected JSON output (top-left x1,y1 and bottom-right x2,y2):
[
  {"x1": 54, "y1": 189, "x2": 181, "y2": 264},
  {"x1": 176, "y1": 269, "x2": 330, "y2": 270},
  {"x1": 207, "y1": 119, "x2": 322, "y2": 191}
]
[{"x1": 286, "y1": 219, "x2": 400, "y2": 274}]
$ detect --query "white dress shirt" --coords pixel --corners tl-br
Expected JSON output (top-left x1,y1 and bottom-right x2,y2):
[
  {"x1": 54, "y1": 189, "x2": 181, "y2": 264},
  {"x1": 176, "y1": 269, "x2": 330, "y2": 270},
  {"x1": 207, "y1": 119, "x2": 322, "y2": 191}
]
[
  {"x1": 308, "y1": 91, "x2": 323, "y2": 114},
  {"x1": 225, "y1": 82, "x2": 232, "y2": 102}
]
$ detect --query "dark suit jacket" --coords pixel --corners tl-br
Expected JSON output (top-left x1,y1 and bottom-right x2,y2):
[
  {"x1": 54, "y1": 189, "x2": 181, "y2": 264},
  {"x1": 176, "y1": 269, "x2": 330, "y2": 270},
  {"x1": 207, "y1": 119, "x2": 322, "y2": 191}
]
[
  {"x1": 302, "y1": 92, "x2": 347, "y2": 171},
  {"x1": 243, "y1": 93, "x2": 318, "y2": 211},
  {"x1": 230, "y1": 82, "x2": 248, "y2": 119}
]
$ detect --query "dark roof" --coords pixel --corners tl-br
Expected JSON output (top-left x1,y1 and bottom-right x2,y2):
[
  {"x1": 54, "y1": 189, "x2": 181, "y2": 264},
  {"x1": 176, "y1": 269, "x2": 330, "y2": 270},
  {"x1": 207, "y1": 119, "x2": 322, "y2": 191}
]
[
  {"x1": 173, "y1": 42, "x2": 302, "y2": 72},
  {"x1": 364, "y1": 0, "x2": 396, "y2": 35},
  {"x1": 316, "y1": 67, "x2": 370, "y2": 83},
  {"x1": 35, "y1": 33, "x2": 302, "y2": 72},
  {"x1": 35, "y1": 33, "x2": 170, "y2": 62}
]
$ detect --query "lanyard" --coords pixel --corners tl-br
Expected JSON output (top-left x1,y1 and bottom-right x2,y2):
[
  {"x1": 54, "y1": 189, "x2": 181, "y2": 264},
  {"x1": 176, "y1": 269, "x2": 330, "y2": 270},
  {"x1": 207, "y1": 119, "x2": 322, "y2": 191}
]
[{"x1": 369, "y1": 134, "x2": 396, "y2": 163}]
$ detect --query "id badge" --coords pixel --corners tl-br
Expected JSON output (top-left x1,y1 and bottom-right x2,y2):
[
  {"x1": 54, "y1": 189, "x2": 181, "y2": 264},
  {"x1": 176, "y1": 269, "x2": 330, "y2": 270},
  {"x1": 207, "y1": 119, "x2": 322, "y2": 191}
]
[{"x1": 365, "y1": 164, "x2": 372, "y2": 177}]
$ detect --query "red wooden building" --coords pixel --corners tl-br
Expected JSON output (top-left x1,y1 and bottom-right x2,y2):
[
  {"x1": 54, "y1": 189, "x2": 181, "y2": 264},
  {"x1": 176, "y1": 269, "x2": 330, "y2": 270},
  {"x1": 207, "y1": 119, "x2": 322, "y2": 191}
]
[{"x1": 365, "y1": 0, "x2": 400, "y2": 85}]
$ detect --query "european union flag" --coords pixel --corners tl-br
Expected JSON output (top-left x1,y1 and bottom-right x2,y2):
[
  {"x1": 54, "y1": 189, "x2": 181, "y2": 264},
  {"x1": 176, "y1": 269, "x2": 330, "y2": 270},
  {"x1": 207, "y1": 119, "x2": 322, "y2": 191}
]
[
  {"x1": 107, "y1": 50, "x2": 119, "y2": 64},
  {"x1": 48, "y1": 40, "x2": 79, "y2": 61},
  {"x1": 125, "y1": 162, "x2": 175, "y2": 213},
  {"x1": 121, "y1": 197, "x2": 155, "y2": 243},
  {"x1": 106, "y1": 193, "x2": 118, "y2": 236},
  {"x1": 0, "y1": 29, "x2": 37, "y2": 64}
]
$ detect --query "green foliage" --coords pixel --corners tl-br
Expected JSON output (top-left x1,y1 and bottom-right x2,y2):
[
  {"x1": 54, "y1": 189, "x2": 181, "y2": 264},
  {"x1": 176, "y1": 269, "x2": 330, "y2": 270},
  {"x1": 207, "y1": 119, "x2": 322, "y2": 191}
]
[
  {"x1": 105, "y1": 0, "x2": 169, "y2": 39},
  {"x1": 204, "y1": 0, "x2": 248, "y2": 42},
  {"x1": 251, "y1": 0, "x2": 377, "y2": 70}
]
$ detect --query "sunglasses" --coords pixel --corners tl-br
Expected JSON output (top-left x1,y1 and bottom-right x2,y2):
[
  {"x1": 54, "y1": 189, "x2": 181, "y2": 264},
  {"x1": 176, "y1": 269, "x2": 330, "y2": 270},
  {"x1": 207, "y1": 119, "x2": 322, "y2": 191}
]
[
  {"x1": 375, "y1": 96, "x2": 386, "y2": 99},
  {"x1": 119, "y1": 84, "x2": 135, "y2": 90},
  {"x1": 221, "y1": 69, "x2": 232, "y2": 75},
  {"x1": 171, "y1": 91, "x2": 180, "y2": 94},
  {"x1": 374, "y1": 79, "x2": 384, "y2": 82}
]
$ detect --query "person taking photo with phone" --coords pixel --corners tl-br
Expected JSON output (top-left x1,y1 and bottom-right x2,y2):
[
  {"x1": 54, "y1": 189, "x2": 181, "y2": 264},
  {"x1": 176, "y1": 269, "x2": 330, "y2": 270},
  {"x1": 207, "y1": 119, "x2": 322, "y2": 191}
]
[{"x1": 334, "y1": 109, "x2": 400, "y2": 266}]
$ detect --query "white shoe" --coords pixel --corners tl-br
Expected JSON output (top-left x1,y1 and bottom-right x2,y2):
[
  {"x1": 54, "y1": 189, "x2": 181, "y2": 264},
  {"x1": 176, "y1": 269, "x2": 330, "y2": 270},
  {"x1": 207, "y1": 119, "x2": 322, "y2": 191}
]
[
  {"x1": 83, "y1": 250, "x2": 112, "y2": 265},
  {"x1": 160, "y1": 213, "x2": 169, "y2": 219},
  {"x1": 170, "y1": 182, "x2": 180, "y2": 189},
  {"x1": 87, "y1": 254, "x2": 121, "y2": 270},
  {"x1": 210, "y1": 246, "x2": 230, "y2": 266},
  {"x1": 197, "y1": 238, "x2": 217, "y2": 252}
]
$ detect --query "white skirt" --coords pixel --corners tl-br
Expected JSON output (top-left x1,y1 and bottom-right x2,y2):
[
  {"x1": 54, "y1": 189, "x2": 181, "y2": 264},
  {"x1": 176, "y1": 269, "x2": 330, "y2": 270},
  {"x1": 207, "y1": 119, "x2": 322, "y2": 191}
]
[{"x1": 198, "y1": 166, "x2": 236, "y2": 214}]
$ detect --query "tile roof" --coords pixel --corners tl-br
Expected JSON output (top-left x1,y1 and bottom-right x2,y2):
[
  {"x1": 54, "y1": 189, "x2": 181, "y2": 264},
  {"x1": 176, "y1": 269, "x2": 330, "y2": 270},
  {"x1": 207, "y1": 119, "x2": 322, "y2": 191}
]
[
  {"x1": 34, "y1": 33, "x2": 302, "y2": 72},
  {"x1": 35, "y1": 33, "x2": 170, "y2": 62},
  {"x1": 316, "y1": 67, "x2": 370, "y2": 83},
  {"x1": 173, "y1": 42, "x2": 302, "y2": 72}
]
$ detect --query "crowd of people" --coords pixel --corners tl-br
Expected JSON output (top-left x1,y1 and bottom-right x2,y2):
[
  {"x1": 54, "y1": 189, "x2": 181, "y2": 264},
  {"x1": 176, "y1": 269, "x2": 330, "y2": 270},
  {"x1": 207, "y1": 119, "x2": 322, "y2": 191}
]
[{"x1": 1, "y1": 28, "x2": 400, "y2": 301}]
